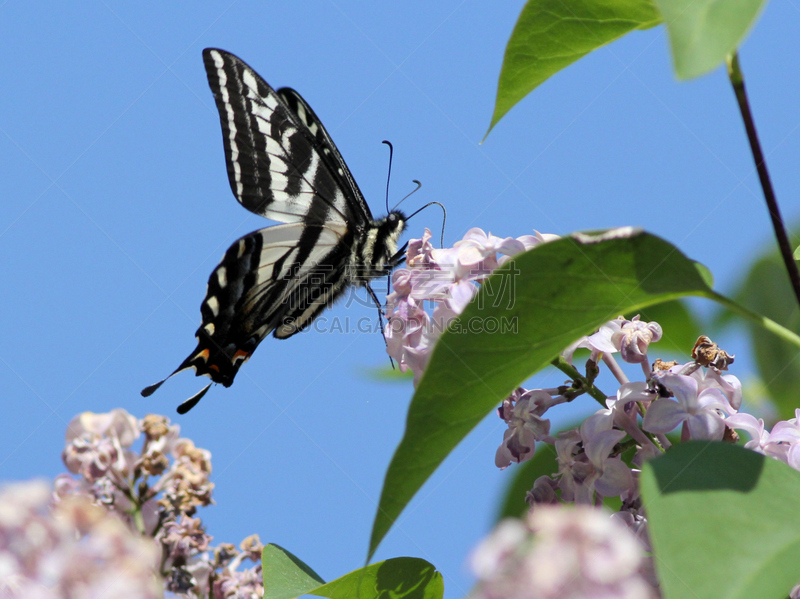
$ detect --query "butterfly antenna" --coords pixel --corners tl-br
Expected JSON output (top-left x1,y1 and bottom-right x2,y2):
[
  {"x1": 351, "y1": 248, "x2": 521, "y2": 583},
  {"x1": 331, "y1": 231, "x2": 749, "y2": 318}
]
[
  {"x1": 407, "y1": 201, "x2": 447, "y2": 248},
  {"x1": 382, "y1": 140, "x2": 394, "y2": 214},
  {"x1": 392, "y1": 180, "x2": 422, "y2": 213}
]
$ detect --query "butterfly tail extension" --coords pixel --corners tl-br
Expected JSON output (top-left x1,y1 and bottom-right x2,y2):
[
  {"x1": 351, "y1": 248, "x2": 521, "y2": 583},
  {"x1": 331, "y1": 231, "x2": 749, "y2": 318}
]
[
  {"x1": 141, "y1": 378, "x2": 167, "y2": 397},
  {"x1": 177, "y1": 383, "x2": 213, "y2": 414}
]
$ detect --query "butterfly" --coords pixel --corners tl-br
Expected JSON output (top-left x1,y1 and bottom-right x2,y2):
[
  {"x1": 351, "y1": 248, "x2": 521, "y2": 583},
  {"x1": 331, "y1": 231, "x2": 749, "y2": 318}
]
[{"x1": 142, "y1": 48, "x2": 407, "y2": 413}]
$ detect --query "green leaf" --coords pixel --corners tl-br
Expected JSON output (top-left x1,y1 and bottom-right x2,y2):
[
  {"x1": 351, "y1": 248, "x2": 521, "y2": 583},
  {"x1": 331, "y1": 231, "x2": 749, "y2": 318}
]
[
  {"x1": 632, "y1": 299, "x2": 703, "y2": 357},
  {"x1": 262, "y1": 544, "x2": 325, "y2": 599},
  {"x1": 794, "y1": 245, "x2": 800, "y2": 261},
  {"x1": 720, "y1": 249, "x2": 800, "y2": 419},
  {"x1": 488, "y1": 0, "x2": 661, "y2": 135},
  {"x1": 262, "y1": 545, "x2": 443, "y2": 599},
  {"x1": 370, "y1": 228, "x2": 716, "y2": 558},
  {"x1": 313, "y1": 558, "x2": 443, "y2": 599},
  {"x1": 368, "y1": 228, "x2": 800, "y2": 559},
  {"x1": 654, "y1": 0, "x2": 767, "y2": 79},
  {"x1": 641, "y1": 442, "x2": 800, "y2": 599}
]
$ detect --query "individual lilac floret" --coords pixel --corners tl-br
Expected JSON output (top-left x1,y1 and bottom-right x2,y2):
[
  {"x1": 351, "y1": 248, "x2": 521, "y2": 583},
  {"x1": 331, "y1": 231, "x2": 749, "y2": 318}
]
[
  {"x1": 526, "y1": 476, "x2": 560, "y2": 506},
  {"x1": 450, "y1": 228, "x2": 528, "y2": 278},
  {"x1": 763, "y1": 410, "x2": 800, "y2": 470},
  {"x1": 554, "y1": 412, "x2": 634, "y2": 503},
  {"x1": 160, "y1": 514, "x2": 212, "y2": 560},
  {"x1": 495, "y1": 389, "x2": 554, "y2": 469},
  {"x1": 691, "y1": 366, "x2": 743, "y2": 411},
  {"x1": 726, "y1": 409, "x2": 800, "y2": 473},
  {"x1": 562, "y1": 315, "x2": 662, "y2": 367},
  {"x1": 470, "y1": 506, "x2": 657, "y2": 599},
  {"x1": 561, "y1": 320, "x2": 620, "y2": 365},
  {"x1": 580, "y1": 412, "x2": 634, "y2": 499},
  {"x1": 613, "y1": 315, "x2": 663, "y2": 364},
  {"x1": 62, "y1": 408, "x2": 140, "y2": 483},
  {"x1": 212, "y1": 535, "x2": 265, "y2": 599},
  {"x1": 643, "y1": 373, "x2": 735, "y2": 441},
  {"x1": 725, "y1": 413, "x2": 769, "y2": 453}
]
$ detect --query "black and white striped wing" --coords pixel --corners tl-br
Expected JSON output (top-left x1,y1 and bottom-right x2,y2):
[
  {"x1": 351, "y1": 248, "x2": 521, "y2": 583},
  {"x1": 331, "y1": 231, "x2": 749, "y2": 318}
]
[
  {"x1": 143, "y1": 221, "x2": 352, "y2": 403},
  {"x1": 203, "y1": 48, "x2": 371, "y2": 228}
]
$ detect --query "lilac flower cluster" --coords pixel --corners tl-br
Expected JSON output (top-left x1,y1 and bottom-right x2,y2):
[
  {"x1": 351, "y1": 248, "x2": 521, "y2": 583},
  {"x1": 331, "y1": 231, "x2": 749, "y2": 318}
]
[
  {"x1": 473, "y1": 311, "x2": 800, "y2": 597},
  {"x1": 385, "y1": 227, "x2": 558, "y2": 384},
  {"x1": 470, "y1": 505, "x2": 656, "y2": 599},
  {"x1": 0, "y1": 480, "x2": 161, "y2": 598},
  {"x1": 3, "y1": 409, "x2": 264, "y2": 598},
  {"x1": 385, "y1": 228, "x2": 800, "y2": 597}
]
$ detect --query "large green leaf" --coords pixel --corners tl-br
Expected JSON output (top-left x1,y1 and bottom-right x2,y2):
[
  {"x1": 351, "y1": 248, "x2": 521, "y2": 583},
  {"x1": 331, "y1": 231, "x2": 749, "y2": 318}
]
[
  {"x1": 641, "y1": 442, "x2": 800, "y2": 599},
  {"x1": 368, "y1": 228, "x2": 800, "y2": 558},
  {"x1": 488, "y1": 0, "x2": 661, "y2": 134},
  {"x1": 654, "y1": 0, "x2": 768, "y2": 79},
  {"x1": 262, "y1": 544, "x2": 443, "y2": 599},
  {"x1": 719, "y1": 249, "x2": 800, "y2": 419},
  {"x1": 369, "y1": 229, "x2": 713, "y2": 557}
]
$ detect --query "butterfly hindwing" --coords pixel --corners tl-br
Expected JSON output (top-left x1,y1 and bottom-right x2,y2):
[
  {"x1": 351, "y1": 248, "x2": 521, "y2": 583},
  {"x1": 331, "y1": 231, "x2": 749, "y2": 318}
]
[{"x1": 171, "y1": 222, "x2": 352, "y2": 387}]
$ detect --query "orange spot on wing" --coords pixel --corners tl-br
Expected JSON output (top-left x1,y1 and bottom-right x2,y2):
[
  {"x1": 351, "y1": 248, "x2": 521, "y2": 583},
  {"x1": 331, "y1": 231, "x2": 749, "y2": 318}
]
[
  {"x1": 208, "y1": 364, "x2": 220, "y2": 373},
  {"x1": 233, "y1": 350, "x2": 250, "y2": 362}
]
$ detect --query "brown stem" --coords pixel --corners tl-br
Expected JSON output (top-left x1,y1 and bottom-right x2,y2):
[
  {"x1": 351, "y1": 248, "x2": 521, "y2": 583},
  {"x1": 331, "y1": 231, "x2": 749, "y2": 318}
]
[{"x1": 727, "y1": 52, "x2": 800, "y2": 310}]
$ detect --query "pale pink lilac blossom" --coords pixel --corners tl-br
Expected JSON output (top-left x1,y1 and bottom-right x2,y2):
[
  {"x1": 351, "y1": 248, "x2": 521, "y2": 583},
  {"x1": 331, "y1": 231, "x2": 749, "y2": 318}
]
[
  {"x1": 385, "y1": 227, "x2": 557, "y2": 384},
  {"x1": 643, "y1": 373, "x2": 734, "y2": 441},
  {"x1": 43, "y1": 408, "x2": 267, "y2": 598},
  {"x1": 495, "y1": 389, "x2": 560, "y2": 469},
  {"x1": 477, "y1": 308, "x2": 800, "y2": 597},
  {"x1": 0, "y1": 480, "x2": 161, "y2": 599},
  {"x1": 470, "y1": 506, "x2": 657, "y2": 599},
  {"x1": 562, "y1": 315, "x2": 662, "y2": 366},
  {"x1": 725, "y1": 409, "x2": 800, "y2": 472}
]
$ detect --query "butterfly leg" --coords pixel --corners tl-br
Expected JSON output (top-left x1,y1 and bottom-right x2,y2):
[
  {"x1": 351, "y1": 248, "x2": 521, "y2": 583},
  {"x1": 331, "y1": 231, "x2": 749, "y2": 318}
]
[
  {"x1": 366, "y1": 282, "x2": 399, "y2": 370},
  {"x1": 365, "y1": 283, "x2": 388, "y2": 341},
  {"x1": 390, "y1": 242, "x2": 408, "y2": 267}
]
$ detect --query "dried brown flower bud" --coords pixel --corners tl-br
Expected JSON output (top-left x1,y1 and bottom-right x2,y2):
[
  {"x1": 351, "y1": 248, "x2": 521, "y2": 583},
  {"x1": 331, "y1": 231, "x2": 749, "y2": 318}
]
[
  {"x1": 240, "y1": 534, "x2": 264, "y2": 562},
  {"x1": 652, "y1": 359, "x2": 678, "y2": 372},
  {"x1": 141, "y1": 414, "x2": 170, "y2": 440},
  {"x1": 692, "y1": 335, "x2": 735, "y2": 370},
  {"x1": 722, "y1": 426, "x2": 740, "y2": 444},
  {"x1": 215, "y1": 543, "x2": 238, "y2": 567},
  {"x1": 140, "y1": 451, "x2": 169, "y2": 476}
]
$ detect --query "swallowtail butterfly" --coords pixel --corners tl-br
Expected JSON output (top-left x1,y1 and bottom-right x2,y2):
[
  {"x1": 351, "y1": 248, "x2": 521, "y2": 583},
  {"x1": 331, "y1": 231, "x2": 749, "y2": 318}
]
[{"x1": 142, "y1": 48, "x2": 407, "y2": 413}]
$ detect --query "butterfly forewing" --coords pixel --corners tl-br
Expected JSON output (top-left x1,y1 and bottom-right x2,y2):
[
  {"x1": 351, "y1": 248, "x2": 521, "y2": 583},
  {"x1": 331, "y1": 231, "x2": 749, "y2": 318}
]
[
  {"x1": 203, "y1": 48, "x2": 355, "y2": 226},
  {"x1": 276, "y1": 87, "x2": 372, "y2": 225}
]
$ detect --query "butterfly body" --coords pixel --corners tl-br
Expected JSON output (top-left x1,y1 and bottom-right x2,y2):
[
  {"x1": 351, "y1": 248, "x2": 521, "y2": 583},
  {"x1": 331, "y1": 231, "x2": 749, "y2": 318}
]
[{"x1": 142, "y1": 49, "x2": 407, "y2": 410}]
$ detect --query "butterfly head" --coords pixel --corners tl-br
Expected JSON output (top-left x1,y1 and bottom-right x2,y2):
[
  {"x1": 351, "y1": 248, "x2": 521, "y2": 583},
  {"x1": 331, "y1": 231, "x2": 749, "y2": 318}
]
[
  {"x1": 356, "y1": 210, "x2": 407, "y2": 278},
  {"x1": 378, "y1": 209, "x2": 407, "y2": 254}
]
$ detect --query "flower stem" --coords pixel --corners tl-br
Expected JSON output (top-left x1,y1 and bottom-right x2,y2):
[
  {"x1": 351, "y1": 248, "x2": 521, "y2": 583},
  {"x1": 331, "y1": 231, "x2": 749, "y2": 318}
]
[
  {"x1": 133, "y1": 505, "x2": 146, "y2": 535},
  {"x1": 726, "y1": 52, "x2": 800, "y2": 310},
  {"x1": 551, "y1": 356, "x2": 608, "y2": 407},
  {"x1": 711, "y1": 290, "x2": 800, "y2": 347}
]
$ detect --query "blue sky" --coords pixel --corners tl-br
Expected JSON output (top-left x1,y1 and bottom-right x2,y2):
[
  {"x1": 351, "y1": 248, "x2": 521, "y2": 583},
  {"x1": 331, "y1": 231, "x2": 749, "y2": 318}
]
[{"x1": 2, "y1": 1, "x2": 800, "y2": 597}]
